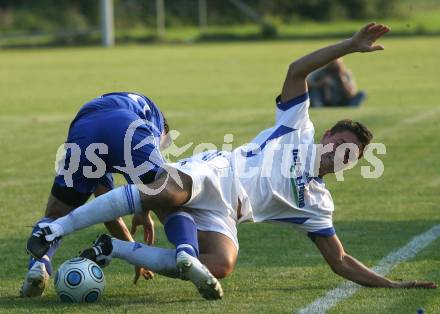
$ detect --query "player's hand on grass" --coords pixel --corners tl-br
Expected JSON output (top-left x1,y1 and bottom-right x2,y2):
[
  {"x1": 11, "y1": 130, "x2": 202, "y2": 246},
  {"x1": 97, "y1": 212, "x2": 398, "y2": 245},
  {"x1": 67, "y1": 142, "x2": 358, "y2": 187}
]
[
  {"x1": 349, "y1": 22, "x2": 390, "y2": 53},
  {"x1": 133, "y1": 266, "x2": 154, "y2": 284},
  {"x1": 131, "y1": 211, "x2": 155, "y2": 245},
  {"x1": 391, "y1": 280, "x2": 437, "y2": 289},
  {"x1": 131, "y1": 211, "x2": 156, "y2": 284}
]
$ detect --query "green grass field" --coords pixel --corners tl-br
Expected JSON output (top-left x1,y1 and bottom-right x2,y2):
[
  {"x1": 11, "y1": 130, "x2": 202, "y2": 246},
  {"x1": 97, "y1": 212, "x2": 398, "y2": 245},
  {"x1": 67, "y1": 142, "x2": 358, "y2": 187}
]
[{"x1": 0, "y1": 37, "x2": 439, "y2": 313}]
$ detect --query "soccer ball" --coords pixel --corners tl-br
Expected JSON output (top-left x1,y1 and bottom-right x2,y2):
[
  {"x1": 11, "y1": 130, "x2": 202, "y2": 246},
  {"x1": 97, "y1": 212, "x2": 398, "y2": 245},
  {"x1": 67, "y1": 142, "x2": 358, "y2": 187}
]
[{"x1": 54, "y1": 257, "x2": 105, "y2": 302}]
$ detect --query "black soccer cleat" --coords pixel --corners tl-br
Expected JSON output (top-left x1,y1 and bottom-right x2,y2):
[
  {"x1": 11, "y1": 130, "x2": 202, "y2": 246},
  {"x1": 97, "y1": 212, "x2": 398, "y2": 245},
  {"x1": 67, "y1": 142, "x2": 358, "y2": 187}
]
[
  {"x1": 26, "y1": 226, "x2": 58, "y2": 260},
  {"x1": 80, "y1": 234, "x2": 113, "y2": 267}
]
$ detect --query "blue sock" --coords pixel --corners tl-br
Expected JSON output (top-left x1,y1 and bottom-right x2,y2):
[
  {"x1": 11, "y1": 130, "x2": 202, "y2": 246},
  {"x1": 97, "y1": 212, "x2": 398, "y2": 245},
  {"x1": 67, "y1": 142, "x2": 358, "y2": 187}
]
[
  {"x1": 28, "y1": 217, "x2": 62, "y2": 276},
  {"x1": 164, "y1": 212, "x2": 199, "y2": 258}
]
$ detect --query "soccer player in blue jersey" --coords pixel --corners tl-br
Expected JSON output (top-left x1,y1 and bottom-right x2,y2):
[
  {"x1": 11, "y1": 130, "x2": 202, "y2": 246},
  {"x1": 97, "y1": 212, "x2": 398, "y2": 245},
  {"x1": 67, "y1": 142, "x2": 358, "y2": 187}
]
[
  {"x1": 21, "y1": 92, "x2": 171, "y2": 296},
  {"x1": 27, "y1": 23, "x2": 436, "y2": 300}
]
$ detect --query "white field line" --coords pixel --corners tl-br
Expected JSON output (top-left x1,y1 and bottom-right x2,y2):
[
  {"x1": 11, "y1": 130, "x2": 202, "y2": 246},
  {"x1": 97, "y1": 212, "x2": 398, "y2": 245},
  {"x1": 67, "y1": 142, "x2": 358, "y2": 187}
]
[
  {"x1": 0, "y1": 177, "x2": 51, "y2": 188},
  {"x1": 377, "y1": 106, "x2": 440, "y2": 138},
  {"x1": 298, "y1": 224, "x2": 440, "y2": 314},
  {"x1": 0, "y1": 113, "x2": 72, "y2": 123},
  {"x1": 298, "y1": 107, "x2": 440, "y2": 313},
  {"x1": 427, "y1": 176, "x2": 440, "y2": 188}
]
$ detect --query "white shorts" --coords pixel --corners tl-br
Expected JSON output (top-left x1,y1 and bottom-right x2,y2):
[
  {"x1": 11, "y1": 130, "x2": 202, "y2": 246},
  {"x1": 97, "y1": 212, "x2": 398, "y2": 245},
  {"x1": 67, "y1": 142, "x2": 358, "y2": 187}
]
[{"x1": 167, "y1": 151, "x2": 241, "y2": 249}]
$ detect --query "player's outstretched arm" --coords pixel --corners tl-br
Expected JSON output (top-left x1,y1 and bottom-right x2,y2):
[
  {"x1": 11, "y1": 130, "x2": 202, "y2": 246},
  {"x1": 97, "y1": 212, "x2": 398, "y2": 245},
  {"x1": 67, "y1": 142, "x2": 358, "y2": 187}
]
[
  {"x1": 281, "y1": 22, "x2": 390, "y2": 102},
  {"x1": 314, "y1": 235, "x2": 437, "y2": 288}
]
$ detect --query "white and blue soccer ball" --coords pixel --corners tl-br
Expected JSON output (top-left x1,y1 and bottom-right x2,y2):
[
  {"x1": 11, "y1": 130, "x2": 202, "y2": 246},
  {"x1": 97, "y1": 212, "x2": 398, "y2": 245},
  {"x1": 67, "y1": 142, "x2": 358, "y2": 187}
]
[{"x1": 54, "y1": 257, "x2": 105, "y2": 303}]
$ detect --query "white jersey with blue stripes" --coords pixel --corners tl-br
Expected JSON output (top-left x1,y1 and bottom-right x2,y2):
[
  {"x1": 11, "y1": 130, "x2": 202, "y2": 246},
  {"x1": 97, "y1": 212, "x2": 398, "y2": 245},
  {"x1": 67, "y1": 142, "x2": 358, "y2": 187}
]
[{"x1": 231, "y1": 93, "x2": 335, "y2": 238}]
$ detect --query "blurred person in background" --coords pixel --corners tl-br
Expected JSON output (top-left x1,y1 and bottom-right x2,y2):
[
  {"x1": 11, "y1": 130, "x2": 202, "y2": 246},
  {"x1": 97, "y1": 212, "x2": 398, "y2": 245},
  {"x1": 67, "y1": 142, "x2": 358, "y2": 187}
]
[{"x1": 307, "y1": 58, "x2": 366, "y2": 107}]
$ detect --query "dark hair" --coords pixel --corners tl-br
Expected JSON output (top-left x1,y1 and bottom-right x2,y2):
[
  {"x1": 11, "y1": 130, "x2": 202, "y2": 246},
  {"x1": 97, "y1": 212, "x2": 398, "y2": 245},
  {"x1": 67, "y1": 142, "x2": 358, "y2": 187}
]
[
  {"x1": 162, "y1": 113, "x2": 169, "y2": 134},
  {"x1": 330, "y1": 119, "x2": 373, "y2": 157}
]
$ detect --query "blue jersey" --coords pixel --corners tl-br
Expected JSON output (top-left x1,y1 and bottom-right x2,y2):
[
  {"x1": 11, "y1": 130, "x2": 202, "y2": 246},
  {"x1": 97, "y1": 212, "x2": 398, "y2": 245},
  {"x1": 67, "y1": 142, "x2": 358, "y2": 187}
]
[
  {"x1": 55, "y1": 92, "x2": 166, "y2": 195},
  {"x1": 74, "y1": 92, "x2": 164, "y2": 137}
]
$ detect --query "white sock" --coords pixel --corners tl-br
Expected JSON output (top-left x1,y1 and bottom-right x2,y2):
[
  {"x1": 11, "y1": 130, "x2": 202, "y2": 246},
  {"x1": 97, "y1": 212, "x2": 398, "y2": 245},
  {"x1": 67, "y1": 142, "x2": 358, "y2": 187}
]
[
  {"x1": 111, "y1": 239, "x2": 179, "y2": 278},
  {"x1": 42, "y1": 185, "x2": 142, "y2": 240}
]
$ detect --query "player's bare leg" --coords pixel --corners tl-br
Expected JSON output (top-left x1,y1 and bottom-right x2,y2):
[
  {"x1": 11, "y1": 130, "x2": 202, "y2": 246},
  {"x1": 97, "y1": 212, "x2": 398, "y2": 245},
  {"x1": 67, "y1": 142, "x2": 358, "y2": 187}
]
[
  {"x1": 45, "y1": 194, "x2": 74, "y2": 218},
  {"x1": 198, "y1": 231, "x2": 238, "y2": 279},
  {"x1": 22, "y1": 184, "x2": 134, "y2": 297},
  {"x1": 139, "y1": 169, "x2": 194, "y2": 220},
  {"x1": 22, "y1": 189, "x2": 99, "y2": 297},
  {"x1": 79, "y1": 230, "x2": 235, "y2": 300},
  {"x1": 20, "y1": 194, "x2": 73, "y2": 297},
  {"x1": 141, "y1": 171, "x2": 224, "y2": 299},
  {"x1": 28, "y1": 169, "x2": 224, "y2": 299},
  {"x1": 26, "y1": 170, "x2": 191, "y2": 259}
]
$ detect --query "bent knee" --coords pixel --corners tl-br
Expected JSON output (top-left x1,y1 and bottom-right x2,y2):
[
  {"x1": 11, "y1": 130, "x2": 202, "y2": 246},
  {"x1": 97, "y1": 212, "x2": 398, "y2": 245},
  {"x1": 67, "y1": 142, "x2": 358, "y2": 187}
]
[
  {"x1": 212, "y1": 267, "x2": 233, "y2": 279},
  {"x1": 45, "y1": 194, "x2": 74, "y2": 218},
  {"x1": 206, "y1": 257, "x2": 235, "y2": 279}
]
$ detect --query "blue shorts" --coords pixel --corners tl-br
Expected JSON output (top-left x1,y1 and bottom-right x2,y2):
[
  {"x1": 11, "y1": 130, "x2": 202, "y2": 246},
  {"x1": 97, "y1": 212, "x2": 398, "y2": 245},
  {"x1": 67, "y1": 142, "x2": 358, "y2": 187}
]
[{"x1": 54, "y1": 108, "x2": 164, "y2": 195}]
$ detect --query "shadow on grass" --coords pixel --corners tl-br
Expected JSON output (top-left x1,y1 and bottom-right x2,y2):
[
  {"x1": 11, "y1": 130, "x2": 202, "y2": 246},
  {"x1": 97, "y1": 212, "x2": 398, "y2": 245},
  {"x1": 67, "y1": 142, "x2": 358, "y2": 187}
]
[
  {"x1": 0, "y1": 295, "x2": 159, "y2": 310},
  {"x1": 197, "y1": 30, "x2": 440, "y2": 42},
  {"x1": 0, "y1": 291, "x2": 212, "y2": 311},
  {"x1": 2, "y1": 29, "x2": 440, "y2": 50},
  {"x1": 236, "y1": 219, "x2": 440, "y2": 267},
  {"x1": 0, "y1": 219, "x2": 438, "y2": 309}
]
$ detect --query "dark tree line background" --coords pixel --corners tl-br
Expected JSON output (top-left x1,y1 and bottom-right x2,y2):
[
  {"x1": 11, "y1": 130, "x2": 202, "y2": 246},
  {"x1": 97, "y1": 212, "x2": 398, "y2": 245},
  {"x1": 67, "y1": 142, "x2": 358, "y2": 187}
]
[{"x1": 0, "y1": 0, "x2": 399, "y2": 33}]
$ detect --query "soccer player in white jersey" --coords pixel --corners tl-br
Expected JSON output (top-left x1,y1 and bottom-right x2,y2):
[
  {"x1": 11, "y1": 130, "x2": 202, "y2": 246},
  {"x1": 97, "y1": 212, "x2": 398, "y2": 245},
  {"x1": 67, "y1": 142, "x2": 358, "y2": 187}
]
[{"x1": 27, "y1": 22, "x2": 436, "y2": 299}]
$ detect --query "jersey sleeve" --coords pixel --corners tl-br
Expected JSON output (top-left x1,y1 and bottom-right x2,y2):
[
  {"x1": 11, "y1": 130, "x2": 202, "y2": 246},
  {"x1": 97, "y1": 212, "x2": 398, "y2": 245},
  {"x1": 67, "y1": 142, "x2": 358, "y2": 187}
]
[{"x1": 275, "y1": 93, "x2": 311, "y2": 129}]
